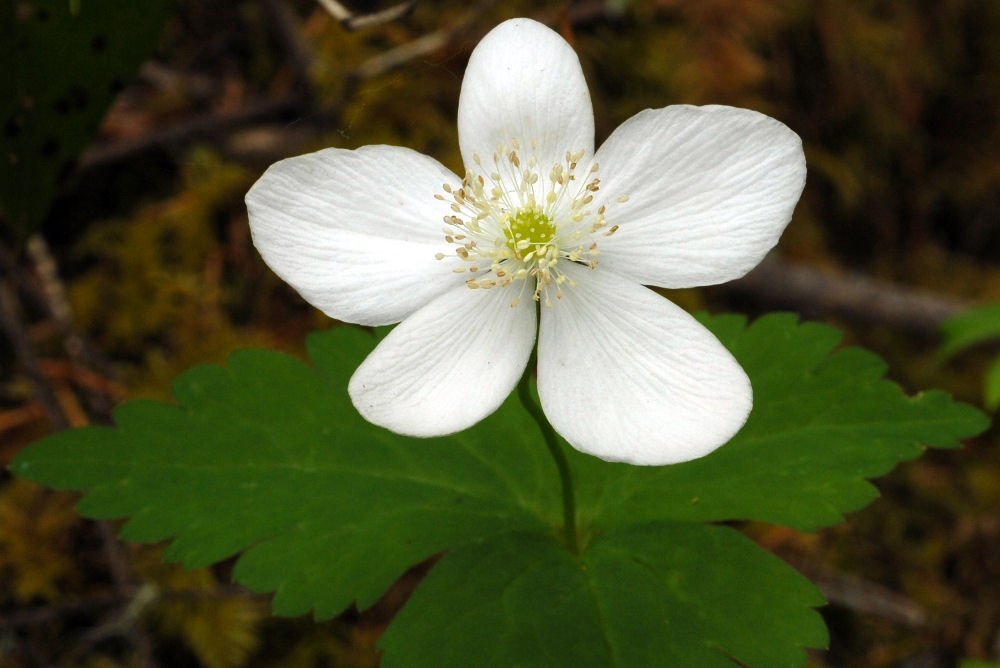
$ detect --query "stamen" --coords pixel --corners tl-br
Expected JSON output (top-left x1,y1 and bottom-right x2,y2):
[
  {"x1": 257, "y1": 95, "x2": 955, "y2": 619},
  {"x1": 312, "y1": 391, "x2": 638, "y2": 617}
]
[{"x1": 433, "y1": 139, "x2": 629, "y2": 306}]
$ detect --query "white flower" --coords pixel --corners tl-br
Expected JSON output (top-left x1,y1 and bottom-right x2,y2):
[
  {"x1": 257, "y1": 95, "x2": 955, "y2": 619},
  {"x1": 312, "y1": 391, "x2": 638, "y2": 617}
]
[{"x1": 245, "y1": 18, "x2": 806, "y2": 466}]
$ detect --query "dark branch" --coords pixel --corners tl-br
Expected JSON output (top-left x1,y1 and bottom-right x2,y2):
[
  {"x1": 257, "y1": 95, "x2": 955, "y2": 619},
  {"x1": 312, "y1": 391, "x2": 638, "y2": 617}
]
[
  {"x1": 723, "y1": 257, "x2": 969, "y2": 338},
  {"x1": 316, "y1": 0, "x2": 419, "y2": 32},
  {"x1": 0, "y1": 283, "x2": 69, "y2": 431}
]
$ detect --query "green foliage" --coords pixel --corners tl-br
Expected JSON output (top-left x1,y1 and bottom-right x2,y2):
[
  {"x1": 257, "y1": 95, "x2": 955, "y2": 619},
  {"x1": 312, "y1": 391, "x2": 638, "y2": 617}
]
[
  {"x1": 3, "y1": 0, "x2": 999, "y2": 663},
  {"x1": 985, "y1": 357, "x2": 1000, "y2": 411},
  {"x1": 15, "y1": 330, "x2": 560, "y2": 618},
  {"x1": 571, "y1": 313, "x2": 988, "y2": 532},
  {"x1": 12, "y1": 314, "x2": 987, "y2": 666},
  {"x1": 382, "y1": 524, "x2": 824, "y2": 668},
  {"x1": 0, "y1": 0, "x2": 172, "y2": 236},
  {"x1": 940, "y1": 303, "x2": 1000, "y2": 360},
  {"x1": 940, "y1": 302, "x2": 1000, "y2": 409}
]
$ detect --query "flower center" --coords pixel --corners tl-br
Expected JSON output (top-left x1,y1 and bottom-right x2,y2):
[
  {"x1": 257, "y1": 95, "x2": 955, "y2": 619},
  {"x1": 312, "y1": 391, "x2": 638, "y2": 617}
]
[
  {"x1": 434, "y1": 140, "x2": 627, "y2": 308},
  {"x1": 504, "y1": 207, "x2": 555, "y2": 254}
]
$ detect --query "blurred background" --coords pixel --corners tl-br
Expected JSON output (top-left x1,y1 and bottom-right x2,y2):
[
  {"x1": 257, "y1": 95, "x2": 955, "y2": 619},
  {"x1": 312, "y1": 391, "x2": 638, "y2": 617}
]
[{"x1": 2, "y1": 0, "x2": 1000, "y2": 666}]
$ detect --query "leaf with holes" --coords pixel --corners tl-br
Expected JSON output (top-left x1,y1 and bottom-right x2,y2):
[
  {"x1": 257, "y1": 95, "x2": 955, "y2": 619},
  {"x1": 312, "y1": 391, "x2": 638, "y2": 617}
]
[{"x1": 1, "y1": 0, "x2": 171, "y2": 235}]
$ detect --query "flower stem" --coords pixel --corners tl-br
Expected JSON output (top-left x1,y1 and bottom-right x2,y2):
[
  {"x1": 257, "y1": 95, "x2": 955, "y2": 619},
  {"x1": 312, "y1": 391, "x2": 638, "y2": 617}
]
[{"x1": 517, "y1": 353, "x2": 579, "y2": 554}]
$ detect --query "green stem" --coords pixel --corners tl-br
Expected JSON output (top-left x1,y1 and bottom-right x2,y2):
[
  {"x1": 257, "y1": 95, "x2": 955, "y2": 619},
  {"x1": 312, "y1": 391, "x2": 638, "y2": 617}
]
[{"x1": 517, "y1": 352, "x2": 579, "y2": 554}]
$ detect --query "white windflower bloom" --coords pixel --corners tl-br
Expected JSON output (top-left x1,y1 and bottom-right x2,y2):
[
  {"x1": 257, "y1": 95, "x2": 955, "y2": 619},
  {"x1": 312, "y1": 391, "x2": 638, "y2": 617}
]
[{"x1": 246, "y1": 18, "x2": 806, "y2": 465}]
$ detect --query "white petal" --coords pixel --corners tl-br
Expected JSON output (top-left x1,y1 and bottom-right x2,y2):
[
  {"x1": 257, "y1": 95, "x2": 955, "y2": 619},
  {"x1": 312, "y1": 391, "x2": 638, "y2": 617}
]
[
  {"x1": 457, "y1": 18, "x2": 594, "y2": 173},
  {"x1": 349, "y1": 283, "x2": 536, "y2": 437},
  {"x1": 246, "y1": 145, "x2": 463, "y2": 326},
  {"x1": 537, "y1": 264, "x2": 751, "y2": 465},
  {"x1": 593, "y1": 105, "x2": 806, "y2": 288}
]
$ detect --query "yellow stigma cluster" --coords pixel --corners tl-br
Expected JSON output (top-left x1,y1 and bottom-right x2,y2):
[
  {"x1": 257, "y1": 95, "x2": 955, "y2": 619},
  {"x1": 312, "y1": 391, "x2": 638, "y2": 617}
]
[
  {"x1": 504, "y1": 207, "x2": 556, "y2": 253},
  {"x1": 433, "y1": 139, "x2": 624, "y2": 308}
]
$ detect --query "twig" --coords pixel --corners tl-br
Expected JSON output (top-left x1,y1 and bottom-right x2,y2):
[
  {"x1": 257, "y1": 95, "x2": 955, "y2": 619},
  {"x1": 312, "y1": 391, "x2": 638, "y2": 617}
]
[
  {"x1": 25, "y1": 237, "x2": 75, "y2": 336},
  {"x1": 97, "y1": 522, "x2": 133, "y2": 595},
  {"x1": 0, "y1": 585, "x2": 264, "y2": 630},
  {"x1": 66, "y1": 1, "x2": 576, "y2": 178},
  {"x1": 315, "y1": 0, "x2": 419, "y2": 31},
  {"x1": 0, "y1": 592, "x2": 121, "y2": 629},
  {"x1": 74, "y1": 0, "x2": 422, "y2": 177},
  {"x1": 0, "y1": 238, "x2": 43, "y2": 310},
  {"x1": 0, "y1": 403, "x2": 46, "y2": 434},
  {"x1": 0, "y1": 283, "x2": 69, "y2": 431},
  {"x1": 94, "y1": 521, "x2": 158, "y2": 668},
  {"x1": 350, "y1": 0, "x2": 497, "y2": 81},
  {"x1": 75, "y1": 96, "x2": 305, "y2": 174},
  {"x1": 4, "y1": 583, "x2": 263, "y2": 666},
  {"x1": 307, "y1": 0, "x2": 497, "y2": 146},
  {"x1": 67, "y1": 584, "x2": 158, "y2": 667},
  {"x1": 37, "y1": 359, "x2": 125, "y2": 402},
  {"x1": 0, "y1": 237, "x2": 120, "y2": 430},
  {"x1": 26, "y1": 235, "x2": 116, "y2": 420},
  {"x1": 723, "y1": 257, "x2": 970, "y2": 338},
  {"x1": 807, "y1": 565, "x2": 937, "y2": 630},
  {"x1": 351, "y1": 26, "x2": 452, "y2": 80}
]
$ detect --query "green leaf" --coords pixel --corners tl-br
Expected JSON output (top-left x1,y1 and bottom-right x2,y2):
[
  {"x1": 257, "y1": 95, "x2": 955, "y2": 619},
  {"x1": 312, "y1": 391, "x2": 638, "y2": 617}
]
[
  {"x1": 939, "y1": 302, "x2": 1000, "y2": 360},
  {"x1": 984, "y1": 356, "x2": 1000, "y2": 411},
  {"x1": 15, "y1": 328, "x2": 560, "y2": 619},
  {"x1": 571, "y1": 313, "x2": 989, "y2": 532},
  {"x1": 1, "y1": 0, "x2": 172, "y2": 236},
  {"x1": 12, "y1": 314, "x2": 987, "y2": 666},
  {"x1": 381, "y1": 524, "x2": 826, "y2": 668}
]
